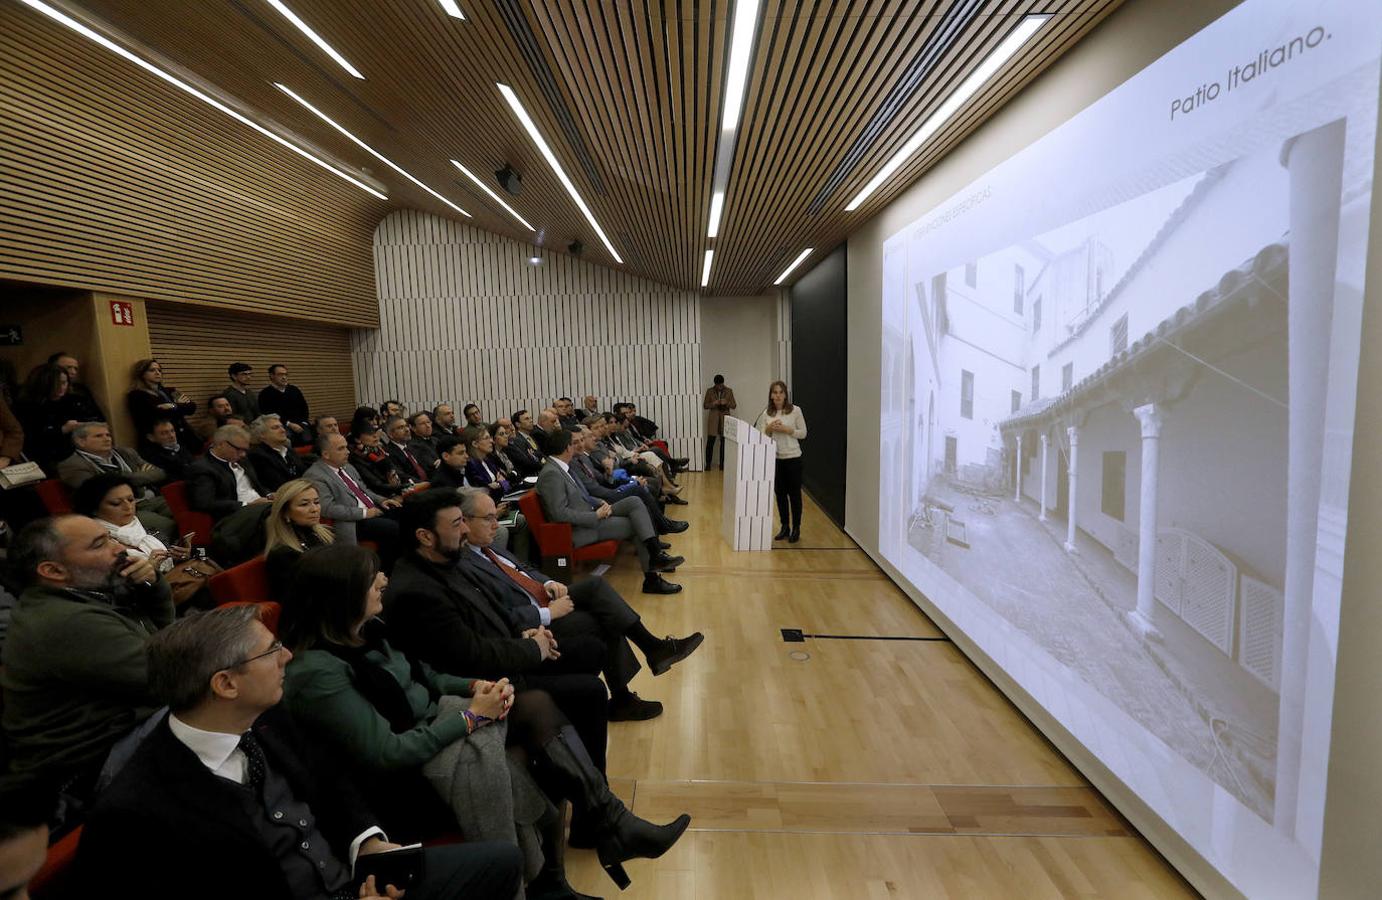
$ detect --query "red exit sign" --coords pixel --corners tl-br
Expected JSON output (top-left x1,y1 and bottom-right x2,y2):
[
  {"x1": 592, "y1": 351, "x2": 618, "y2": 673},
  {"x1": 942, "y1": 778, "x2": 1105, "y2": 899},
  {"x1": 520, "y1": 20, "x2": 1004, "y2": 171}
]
[{"x1": 109, "y1": 300, "x2": 134, "y2": 327}]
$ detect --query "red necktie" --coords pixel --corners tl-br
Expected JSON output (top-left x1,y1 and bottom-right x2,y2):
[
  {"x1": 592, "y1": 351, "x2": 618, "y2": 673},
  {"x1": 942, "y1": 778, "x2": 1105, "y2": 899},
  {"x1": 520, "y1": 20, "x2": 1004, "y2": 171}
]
[
  {"x1": 402, "y1": 446, "x2": 425, "y2": 480},
  {"x1": 337, "y1": 467, "x2": 376, "y2": 509},
  {"x1": 482, "y1": 548, "x2": 549, "y2": 608}
]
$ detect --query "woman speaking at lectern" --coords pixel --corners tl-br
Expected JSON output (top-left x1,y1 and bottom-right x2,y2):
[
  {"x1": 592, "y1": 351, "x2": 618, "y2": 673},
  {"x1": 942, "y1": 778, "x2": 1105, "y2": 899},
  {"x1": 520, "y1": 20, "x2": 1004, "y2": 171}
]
[{"x1": 754, "y1": 380, "x2": 807, "y2": 543}]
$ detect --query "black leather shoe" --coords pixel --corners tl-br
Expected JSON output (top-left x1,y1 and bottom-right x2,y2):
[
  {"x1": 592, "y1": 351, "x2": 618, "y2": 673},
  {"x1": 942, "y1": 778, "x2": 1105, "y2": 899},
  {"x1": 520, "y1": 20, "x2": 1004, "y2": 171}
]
[
  {"x1": 651, "y1": 553, "x2": 685, "y2": 572},
  {"x1": 646, "y1": 632, "x2": 705, "y2": 676},
  {"x1": 774, "y1": 526, "x2": 790, "y2": 541},
  {"x1": 608, "y1": 692, "x2": 663, "y2": 722},
  {"x1": 671, "y1": 457, "x2": 690, "y2": 468},
  {"x1": 660, "y1": 519, "x2": 689, "y2": 533},
  {"x1": 788, "y1": 529, "x2": 800, "y2": 543},
  {"x1": 664, "y1": 495, "x2": 689, "y2": 506},
  {"x1": 642, "y1": 573, "x2": 683, "y2": 595},
  {"x1": 657, "y1": 540, "x2": 671, "y2": 550}
]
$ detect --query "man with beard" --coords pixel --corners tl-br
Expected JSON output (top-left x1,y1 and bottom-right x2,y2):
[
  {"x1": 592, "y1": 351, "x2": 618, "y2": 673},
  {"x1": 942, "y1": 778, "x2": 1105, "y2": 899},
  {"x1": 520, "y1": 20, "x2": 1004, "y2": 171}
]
[
  {"x1": 0, "y1": 515, "x2": 173, "y2": 818},
  {"x1": 431, "y1": 403, "x2": 459, "y2": 436}
]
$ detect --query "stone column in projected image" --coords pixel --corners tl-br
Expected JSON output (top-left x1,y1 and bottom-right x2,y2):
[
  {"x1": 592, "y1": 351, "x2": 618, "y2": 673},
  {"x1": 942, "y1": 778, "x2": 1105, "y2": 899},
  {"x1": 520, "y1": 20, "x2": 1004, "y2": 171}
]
[
  {"x1": 1130, "y1": 403, "x2": 1166, "y2": 637},
  {"x1": 1039, "y1": 432, "x2": 1049, "y2": 522},
  {"x1": 1064, "y1": 426, "x2": 1080, "y2": 553},
  {"x1": 1015, "y1": 433, "x2": 1024, "y2": 502},
  {"x1": 1275, "y1": 119, "x2": 1345, "y2": 839}
]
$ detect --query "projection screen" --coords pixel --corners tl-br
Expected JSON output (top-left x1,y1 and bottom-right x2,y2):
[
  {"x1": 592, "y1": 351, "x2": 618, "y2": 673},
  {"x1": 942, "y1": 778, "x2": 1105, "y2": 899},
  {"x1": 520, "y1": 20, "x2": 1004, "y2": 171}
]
[{"x1": 877, "y1": 0, "x2": 1380, "y2": 895}]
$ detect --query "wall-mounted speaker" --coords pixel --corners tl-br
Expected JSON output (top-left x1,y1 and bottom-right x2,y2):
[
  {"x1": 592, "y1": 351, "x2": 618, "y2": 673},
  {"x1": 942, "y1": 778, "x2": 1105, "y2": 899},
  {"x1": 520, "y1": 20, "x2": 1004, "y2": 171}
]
[{"x1": 496, "y1": 165, "x2": 522, "y2": 196}]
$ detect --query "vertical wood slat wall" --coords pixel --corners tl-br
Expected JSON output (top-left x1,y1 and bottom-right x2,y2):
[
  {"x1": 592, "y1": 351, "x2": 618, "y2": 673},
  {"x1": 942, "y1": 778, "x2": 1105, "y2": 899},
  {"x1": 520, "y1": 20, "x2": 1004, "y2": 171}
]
[
  {"x1": 146, "y1": 303, "x2": 358, "y2": 440},
  {"x1": 357, "y1": 210, "x2": 706, "y2": 467}
]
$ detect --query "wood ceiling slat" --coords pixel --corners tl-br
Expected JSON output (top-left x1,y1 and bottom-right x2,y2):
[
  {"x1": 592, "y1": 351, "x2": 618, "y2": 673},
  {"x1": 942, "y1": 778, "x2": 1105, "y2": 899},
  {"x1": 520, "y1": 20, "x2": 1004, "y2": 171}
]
[{"x1": 3, "y1": 0, "x2": 1124, "y2": 296}]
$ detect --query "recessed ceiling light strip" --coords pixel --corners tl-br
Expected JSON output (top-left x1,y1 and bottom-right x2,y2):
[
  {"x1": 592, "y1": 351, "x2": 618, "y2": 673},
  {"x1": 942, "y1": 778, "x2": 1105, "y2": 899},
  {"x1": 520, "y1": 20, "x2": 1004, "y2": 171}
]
[
  {"x1": 437, "y1": 0, "x2": 466, "y2": 20},
  {"x1": 497, "y1": 82, "x2": 622, "y2": 264},
  {"x1": 774, "y1": 248, "x2": 814, "y2": 286},
  {"x1": 275, "y1": 83, "x2": 471, "y2": 217},
  {"x1": 14, "y1": 0, "x2": 386, "y2": 199},
  {"x1": 705, "y1": 0, "x2": 761, "y2": 240},
  {"x1": 846, "y1": 15, "x2": 1049, "y2": 211},
  {"x1": 451, "y1": 160, "x2": 534, "y2": 231},
  {"x1": 701, "y1": 249, "x2": 714, "y2": 288},
  {"x1": 263, "y1": 0, "x2": 365, "y2": 79}
]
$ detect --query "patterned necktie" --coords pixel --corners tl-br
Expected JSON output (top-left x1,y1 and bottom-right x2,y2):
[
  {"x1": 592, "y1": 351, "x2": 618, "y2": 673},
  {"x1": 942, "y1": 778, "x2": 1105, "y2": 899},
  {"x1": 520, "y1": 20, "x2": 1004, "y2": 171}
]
[
  {"x1": 482, "y1": 547, "x2": 549, "y2": 608},
  {"x1": 238, "y1": 731, "x2": 267, "y2": 791}
]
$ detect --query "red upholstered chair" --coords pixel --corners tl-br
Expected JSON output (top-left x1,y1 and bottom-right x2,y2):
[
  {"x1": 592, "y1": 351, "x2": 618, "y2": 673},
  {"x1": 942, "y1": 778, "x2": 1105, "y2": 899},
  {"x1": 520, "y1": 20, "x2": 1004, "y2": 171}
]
[
  {"x1": 517, "y1": 490, "x2": 618, "y2": 569},
  {"x1": 29, "y1": 825, "x2": 82, "y2": 900},
  {"x1": 34, "y1": 479, "x2": 73, "y2": 515},
  {"x1": 219, "y1": 599, "x2": 282, "y2": 635},
  {"x1": 208, "y1": 556, "x2": 272, "y2": 606},
  {"x1": 159, "y1": 480, "x2": 213, "y2": 547}
]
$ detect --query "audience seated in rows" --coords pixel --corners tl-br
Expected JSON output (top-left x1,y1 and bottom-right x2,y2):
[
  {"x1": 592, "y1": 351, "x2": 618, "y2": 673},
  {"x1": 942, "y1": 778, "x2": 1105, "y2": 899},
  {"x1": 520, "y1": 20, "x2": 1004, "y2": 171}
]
[
  {"x1": 304, "y1": 433, "x2": 402, "y2": 552},
  {"x1": 569, "y1": 426, "x2": 688, "y2": 539},
  {"x1": 78, "y1": 604, "x2": 525, "y2": 899},
  {"x1": 188, "y1": 425, "x2": 271, "y2": 521},
  {"x1": 381, "y1": 416, "x2": 430, "y2": 487},
  {"x1": 139, "y1": 418, "x2": 196, "y2": 481},
  {"x1": 508, "y1": 409, "x2": 546, "y2": 476}
]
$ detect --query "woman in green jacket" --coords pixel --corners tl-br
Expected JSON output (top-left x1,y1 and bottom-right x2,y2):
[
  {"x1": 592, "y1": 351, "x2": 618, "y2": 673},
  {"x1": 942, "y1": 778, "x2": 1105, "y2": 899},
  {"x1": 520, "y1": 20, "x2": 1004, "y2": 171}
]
[{"x1": 280, "y1": 544, "x2": 688, "y2": 894}]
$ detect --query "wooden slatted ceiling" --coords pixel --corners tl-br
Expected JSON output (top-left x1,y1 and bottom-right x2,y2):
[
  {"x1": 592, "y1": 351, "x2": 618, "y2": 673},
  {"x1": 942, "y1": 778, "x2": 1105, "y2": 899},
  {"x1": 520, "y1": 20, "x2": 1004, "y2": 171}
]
[
  {"x1": 146, "y1": 302, "x2": 357, "y2": 437},
  {"x1": 4, "y1": 0, "x2": 1122, "y2": 298}
]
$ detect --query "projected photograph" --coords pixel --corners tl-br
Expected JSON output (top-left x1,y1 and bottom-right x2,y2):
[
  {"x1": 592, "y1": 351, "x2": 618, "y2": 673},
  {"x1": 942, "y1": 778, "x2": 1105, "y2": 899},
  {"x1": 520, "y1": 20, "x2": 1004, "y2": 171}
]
[
  {"x1": 877, "y1": 2, "x2": 1379, "y2": 892},
  {"x1": 896, "y1": 141, "x2": 1302, "y2": 820}
]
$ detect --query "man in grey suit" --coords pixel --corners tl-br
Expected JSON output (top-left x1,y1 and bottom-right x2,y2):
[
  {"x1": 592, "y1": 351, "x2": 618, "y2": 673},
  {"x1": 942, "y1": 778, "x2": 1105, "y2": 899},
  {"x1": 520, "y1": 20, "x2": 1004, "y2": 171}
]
[
  {"x1": 535, "y1": 428, "x2": 683, "y2": 595},
  {"x1": 304, "y1": 433, "x2": 402, "y2": 556},
  {"x1": 56, "y1": 422, "x2": 175, "y2": 536}
]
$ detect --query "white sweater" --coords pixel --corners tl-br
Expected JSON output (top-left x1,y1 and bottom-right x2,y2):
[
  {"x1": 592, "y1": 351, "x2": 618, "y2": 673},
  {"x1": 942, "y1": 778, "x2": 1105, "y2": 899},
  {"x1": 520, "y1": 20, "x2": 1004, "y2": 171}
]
[{"x1": 754, "y1": 406, "x2": 807, "y2": 459}]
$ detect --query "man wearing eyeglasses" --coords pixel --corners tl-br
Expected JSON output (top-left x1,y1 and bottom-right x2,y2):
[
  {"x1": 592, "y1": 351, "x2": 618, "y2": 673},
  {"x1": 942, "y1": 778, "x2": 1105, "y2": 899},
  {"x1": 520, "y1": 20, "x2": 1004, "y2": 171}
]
[
  {"x1": 187, "y1": 424, "x2": 273, "y2": 521},
  {"x1": 0, "y1": 514, "x2": 174, "y2": 826},
  {"x1": 78, "y1": 605, "x2": 523, "y2": 899}
]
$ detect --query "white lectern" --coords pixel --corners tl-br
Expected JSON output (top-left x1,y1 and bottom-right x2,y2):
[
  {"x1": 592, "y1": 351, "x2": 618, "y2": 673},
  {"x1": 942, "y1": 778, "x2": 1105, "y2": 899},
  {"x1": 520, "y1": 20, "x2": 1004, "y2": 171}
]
[{"x1": 720, "y1": 415, "x2": 776, "y2": 551}]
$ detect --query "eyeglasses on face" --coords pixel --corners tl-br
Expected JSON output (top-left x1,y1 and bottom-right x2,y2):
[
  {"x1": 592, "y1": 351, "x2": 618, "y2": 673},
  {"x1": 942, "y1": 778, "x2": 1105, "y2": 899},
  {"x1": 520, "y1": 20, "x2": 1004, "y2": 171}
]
[
  {"x1": 465, "y1": 513, "x2": 500, "y2": 522},
  {"x1": 230, "y1": 638, "x2": 284, "y2": 668}
]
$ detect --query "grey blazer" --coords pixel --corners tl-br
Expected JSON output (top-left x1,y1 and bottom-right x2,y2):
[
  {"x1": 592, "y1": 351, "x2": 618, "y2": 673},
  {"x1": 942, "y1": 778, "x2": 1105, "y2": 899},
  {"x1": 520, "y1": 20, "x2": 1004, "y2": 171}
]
[
  {"x1": 56, "y1": 447, "x2": 165, "y2": 490},
  {"x1": 535, "y1": 460, "x2": 603, "y2": 542},
  {"x1": 303, "y1": 459, "x2": 386, "y2": 545}
]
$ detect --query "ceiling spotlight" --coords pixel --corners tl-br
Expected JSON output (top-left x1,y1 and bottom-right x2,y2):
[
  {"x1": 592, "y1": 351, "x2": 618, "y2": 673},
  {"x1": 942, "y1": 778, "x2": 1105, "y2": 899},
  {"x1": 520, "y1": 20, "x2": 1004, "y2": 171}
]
[
  {"x1": 452, "y1": 160, "x2": 533, "y2": 231},
  {"x1": 528, "y1": 254, "x2": 542, "y2": 265},
  {"x1": 495, "y1": 165, "x2": 522, "y2": 196},
  {"x1": 568, "y1": 240, "x2": 584, "y2": 256}
]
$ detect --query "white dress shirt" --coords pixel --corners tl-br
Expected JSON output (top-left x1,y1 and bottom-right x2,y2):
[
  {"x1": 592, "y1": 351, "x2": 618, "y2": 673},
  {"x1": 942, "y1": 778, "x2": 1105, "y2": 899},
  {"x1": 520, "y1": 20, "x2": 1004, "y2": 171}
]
[
  {"x1": 168, "y1": 713, "x2": 383, "y2": 864},
  {"x1": 212, "y1": 450, "x2": 263, "y2": 505}
]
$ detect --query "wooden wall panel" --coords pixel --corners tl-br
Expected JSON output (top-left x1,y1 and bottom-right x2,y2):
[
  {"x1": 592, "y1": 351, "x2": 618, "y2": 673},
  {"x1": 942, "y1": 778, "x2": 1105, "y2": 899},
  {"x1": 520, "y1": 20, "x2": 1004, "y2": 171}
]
[
  {"x1": 356, "y1": 210, "x2": 706, "y2": 467},
  {"x1": 0, "y1": 5, "x2": 383, "y2": 327},
  {"x1": 146, "y1": 303, "x2": 357, "y2": 439}
]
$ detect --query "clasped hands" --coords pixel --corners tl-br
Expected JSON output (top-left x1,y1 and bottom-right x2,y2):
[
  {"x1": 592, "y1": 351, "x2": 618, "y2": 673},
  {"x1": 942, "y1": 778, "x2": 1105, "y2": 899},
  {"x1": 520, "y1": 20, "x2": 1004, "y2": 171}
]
[
  {"x1": 523, "y1": 626, "x2": 561, "y2": 660},
  {"x1": 468, "y1": 677, "x2": 515, "y2": 720}
]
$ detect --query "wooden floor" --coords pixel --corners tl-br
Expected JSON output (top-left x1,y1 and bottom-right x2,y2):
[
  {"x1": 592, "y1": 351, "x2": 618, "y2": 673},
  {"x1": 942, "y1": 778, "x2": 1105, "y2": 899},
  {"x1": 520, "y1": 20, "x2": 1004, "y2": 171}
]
[{"x1": 566, "y1": 471, "x2": 1196, "y2": 898}]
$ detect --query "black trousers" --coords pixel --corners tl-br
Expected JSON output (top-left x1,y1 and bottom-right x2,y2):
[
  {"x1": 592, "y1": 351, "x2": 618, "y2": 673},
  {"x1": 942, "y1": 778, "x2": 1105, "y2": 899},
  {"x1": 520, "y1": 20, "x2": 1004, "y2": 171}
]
[
  {"x1": 775, "y1": 456, "x2": 804, "y2": 531},
  {"x1": 412, "y1": 841, "x2": 524, "y2": 900},
  {"x1": 548, "y1": 577, "x2": 643, "y2": 694},
  {"x1": 704, "y1": 435, "x2": 726, "y2": 469}
]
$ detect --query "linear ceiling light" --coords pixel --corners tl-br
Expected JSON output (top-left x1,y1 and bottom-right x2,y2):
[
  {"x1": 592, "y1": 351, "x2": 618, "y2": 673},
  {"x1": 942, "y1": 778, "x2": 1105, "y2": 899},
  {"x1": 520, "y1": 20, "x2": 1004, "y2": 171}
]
[
  {"x1": 437, "y1": 0, "x2": 466, "y2": 19},
  {"x1": 845, "y1": 15, "x2": 1049, "y2": 211},
  {"x1": 264, "y1": 0, "x2": 364, "y2": 79},
  {"x1": 451, "y1": 160, "x2": 534, "y2": 231},
  {"x1": 275, "y1": 83, "x2": 471, "y2": 216},
  {"x1": 773, "y1": 248, "x2": 814, "y2": 286},
  {"x1": 497, "y1": 82, "x2": 622, "y2": 263},
  {"x1": 701, "y1": 250, "x2": 714, "y2": 288},
  {"x1": 706, "y1": 0, "x2": 761, "y2": 238},
  {"x1": 14, "y1": 0, "x2": 385, "y2": 199}
]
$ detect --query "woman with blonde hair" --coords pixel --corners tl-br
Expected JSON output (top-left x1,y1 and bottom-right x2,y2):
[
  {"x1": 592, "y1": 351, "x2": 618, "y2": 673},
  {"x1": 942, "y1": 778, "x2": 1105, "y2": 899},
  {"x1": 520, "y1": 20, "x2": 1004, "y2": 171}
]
[
  {"x1": 263, "y1": 478, "x2": 334, "y2": 600},
  {"x1": 754, "y1": 380, "x2": 808, "y2": 542}
]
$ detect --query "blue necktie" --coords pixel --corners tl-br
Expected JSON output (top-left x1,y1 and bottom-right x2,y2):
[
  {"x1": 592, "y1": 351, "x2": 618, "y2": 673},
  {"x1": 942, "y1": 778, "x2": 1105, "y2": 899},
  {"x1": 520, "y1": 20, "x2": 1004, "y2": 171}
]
[{"x1": 566, "y1": 463, "x2": 600, "y2": 508}]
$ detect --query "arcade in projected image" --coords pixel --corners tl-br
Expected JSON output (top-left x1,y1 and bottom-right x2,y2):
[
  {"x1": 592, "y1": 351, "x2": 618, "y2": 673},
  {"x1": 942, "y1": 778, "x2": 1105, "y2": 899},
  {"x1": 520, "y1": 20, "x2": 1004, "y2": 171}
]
[{"x1": 877, "y1": 1, "x2": 1379, "y2": 895}]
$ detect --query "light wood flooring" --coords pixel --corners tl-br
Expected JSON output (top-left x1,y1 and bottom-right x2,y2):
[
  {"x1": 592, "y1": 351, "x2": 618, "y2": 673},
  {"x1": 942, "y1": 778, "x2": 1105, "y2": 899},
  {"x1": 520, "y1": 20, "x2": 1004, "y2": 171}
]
[{"x1": 565, "y1": 471, "x2": 1196, "y2": 898}]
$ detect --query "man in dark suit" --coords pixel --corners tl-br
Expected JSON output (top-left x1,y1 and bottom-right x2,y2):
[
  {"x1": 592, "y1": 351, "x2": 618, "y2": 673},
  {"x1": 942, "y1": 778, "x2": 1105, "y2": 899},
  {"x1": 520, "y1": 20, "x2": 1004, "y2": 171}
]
[
  {"x1": 459, "y1": 489, "x2": 702, "y2": 722},
  {"x1": 187, "y1": 425, "x2": 271, "y2": 520},
  {"x1": 381, "y1": 416, "x2": 429, "y2": 486},
  {"x1": 535, "y1": 430, "x2": 682, "y2": 595},
  {"x1": 257, "y1": 364, "x2": 312, "y2": 446},
  {"x1": 384, "y1": 490, "x2": 611, "y2": 771},
  {"x1": 432, "y1": 403, "x2": 458, "y2": 436},
  {"x1": 246, "y1": 414, "x2": 310, "y2": 493},
  {"x1": 407, "y1": 411, "x2": 440, "y2": 471},
  {"x1": 348, "y1": 427, "x2": 404, "y2": 497},
  {"x1": 569, "y1": 427, "x2": 687, "y2": 536},
  {"x1": 139, "y1": 418, "x2": 196, "y2": 480},
  {"x1": 77, "y1": 604, "x2": 523, "y2": 900},
  {"x1": 507, "y1": 409, "x2": 546, "y2": 476}
]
